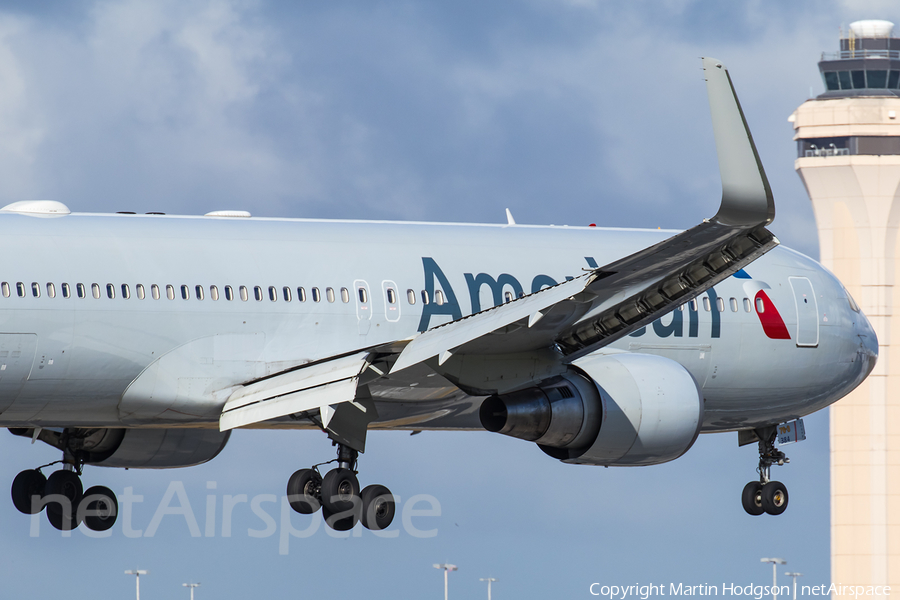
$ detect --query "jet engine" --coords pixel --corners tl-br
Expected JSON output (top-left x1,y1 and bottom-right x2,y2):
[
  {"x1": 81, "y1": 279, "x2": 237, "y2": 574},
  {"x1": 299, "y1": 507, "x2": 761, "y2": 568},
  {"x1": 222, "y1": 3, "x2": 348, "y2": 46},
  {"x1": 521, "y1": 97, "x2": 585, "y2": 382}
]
[
  {"x1": 10, "y1": 427, "x2": 230, "y2": 469},
  {"x1": 479, "y1": 352, "x2": 703, "y2": 466}
]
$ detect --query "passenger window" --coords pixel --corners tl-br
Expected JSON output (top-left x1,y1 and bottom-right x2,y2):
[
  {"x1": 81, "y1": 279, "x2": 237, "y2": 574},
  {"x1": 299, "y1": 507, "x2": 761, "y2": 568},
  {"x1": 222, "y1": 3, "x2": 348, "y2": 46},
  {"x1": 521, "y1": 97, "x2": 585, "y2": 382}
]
[
  {"x1": 326, "y1": 287, "x2": 335, "y2": 303},
  {"x1": 166, "y1": 285, "x2": 175, "y2": 300},
  {"x1": 210, "y1": 286, "x2": 219, "y2": 301},
  {"x1": 282, "y1": 286, "x2": 292, "y2": 302},
  {"x1": 341, "y1": 287, "x2": 350, "y2": 303},
  {"x1": 387, "y1": 288, "x2": 397, "y2": 304},
  {"x1": 77, "y1": 283, "x2": 86, "y2": 299},
  {"x1": 254, "y1": 286, "x2": 263, "y2": 302},
  {"x1": 689, "y1": 299, "x2": 697, "y2": 311},
  {"x1": 151, "y1": 284, "x2": 160, "y2": 300},
  {"x1": 61, "y1": 283, "x2": 70, "y2": 299},
  {"x1": 407, "y1": 289, "x2": 416, "y2": 305},
  {"x1": 92, "y1": 284, "x2": 101, "y2": 299},
  {"x1": 16, "y1": 282, "x2": 25, "y2": 298},
  {"x1": 47, "y1": 283, "x2": 56, "y2": 298},
  {"x1": 268, "y1": 286, "x2": 277, "y2": 302},
  {"x1": 421, "y1": 290, "x2": 430, "y2": 305},
  {"x1": 32, "y1": 282, "x2": 40, "y2": 298},
  {"x1": 225, "y1": 286, "x2": 234, "y2": 301},
  {"x1": 702, "y1": 297, "x2": 710, "y2": 312},
  {"x1": 1, "y1": 282, "x2": 9, "y2": 298},
  {"x1": 240, "y1": 286, "x2": 249, "y2": 302},
  {"x1": 730, "y1": 297, "x2": 738, "y2": 312},
  {"x1": 756, "y1": 297, "x2": 765, "y2": 313},
  {"x1": 435, "y1": 290, "x2": 445, "y2": 305},
  {"x1": 136, "y1": 284, "x2": 145, "y2": 300},
  {"x1": 121, "y1": 284, "x2": 130, "y2": 299},
  {"x1": 358, "y1": 287, "x2": 367, "y2": 303},
  {"x1": 180, "y1": 285, "x2": 189, "y2": 300},
  {"x1": 504, "y1": 291, "x2": 513, "y2": 303},
  {"x1": 106, "y1": 284, "x2": 115, "y2": 299},
  {"x1": 195, "y1": 285, "x2": 204, "y2": 300},
  {"x1": 310, "y1": 287, "x2": 319, "y2": 302},
  {"x1": 716, "y1": 297, "x2": 724, "y2": 312},
  {"x1": 676, "y1": 304, "x2": 684, "y2": 311},
  {"x1": 297, "y1": 287, "x2": 306, "y2": 302},
  {"x1": 743, "y1": 297, "x2": 751, "y2": 312}
]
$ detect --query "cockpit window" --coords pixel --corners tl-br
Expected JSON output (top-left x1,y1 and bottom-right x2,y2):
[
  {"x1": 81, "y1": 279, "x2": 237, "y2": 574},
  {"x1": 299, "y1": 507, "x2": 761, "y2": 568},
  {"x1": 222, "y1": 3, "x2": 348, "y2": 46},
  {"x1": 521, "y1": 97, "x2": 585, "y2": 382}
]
[{"x1": 845, "y1": 287, "x2": 860, "y2": 313}]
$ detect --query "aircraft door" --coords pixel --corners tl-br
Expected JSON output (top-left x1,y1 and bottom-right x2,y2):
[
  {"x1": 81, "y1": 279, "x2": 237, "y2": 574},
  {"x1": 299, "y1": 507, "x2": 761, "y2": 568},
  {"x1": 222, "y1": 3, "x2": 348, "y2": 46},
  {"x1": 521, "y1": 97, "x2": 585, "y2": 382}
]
[
  {"x1": 789, "y1": 277, "x2": 819, "y2": 347},
  {"x1": 0, "y1": 334, "x2": 37, "y2": 412},
  {"x1": 382, "y1": 280, "x2": 401, "y2": 322},
  {"x1": 354, "y1": 280, "x2": 372, "y2": 335}
]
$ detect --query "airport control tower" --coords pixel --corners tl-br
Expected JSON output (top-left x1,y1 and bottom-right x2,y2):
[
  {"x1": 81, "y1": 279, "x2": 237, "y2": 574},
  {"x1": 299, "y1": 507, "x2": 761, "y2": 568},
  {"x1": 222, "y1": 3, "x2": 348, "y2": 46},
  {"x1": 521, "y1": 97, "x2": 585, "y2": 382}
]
[{"x1": 791, "y1": 19, "x2": 900, "y2": 591}]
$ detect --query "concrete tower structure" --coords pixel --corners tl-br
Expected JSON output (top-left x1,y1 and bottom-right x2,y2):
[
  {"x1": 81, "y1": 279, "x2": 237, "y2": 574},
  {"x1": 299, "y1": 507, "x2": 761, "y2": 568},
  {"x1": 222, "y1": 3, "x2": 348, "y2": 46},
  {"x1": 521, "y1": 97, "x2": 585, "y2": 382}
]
[{"x1": 791, "y1": 19, "x2": 900, "y2": 590}]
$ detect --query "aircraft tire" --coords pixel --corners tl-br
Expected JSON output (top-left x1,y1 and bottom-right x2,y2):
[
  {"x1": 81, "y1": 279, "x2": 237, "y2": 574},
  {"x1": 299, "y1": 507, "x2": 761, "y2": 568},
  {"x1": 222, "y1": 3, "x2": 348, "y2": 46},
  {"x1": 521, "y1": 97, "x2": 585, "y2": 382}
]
[
  {"x1": 44, "y1": 470, "x2": 83, "y2": 516},
  {"x1": 287, "y1": 469, "x2": 322, "y2": 514},
  {"x1": 360, "y1": 484, "x2": 395, "y2": 531},
  {"x1": 322, "y1": 504, "x2": 360, "y2": 531},
  {"x1": 82, "y1": 485, "x2": 118, "y2": 532},
  {"x1": 741, "y1": 481, "x2": 764, "y2": 516},
  {"x1": 46, "y1": 502, "x2": 83, "y2": 531},
  {"x1": 761, "y1": 481, "x2": 788, "y2": 515},
  {"x1": 11, "y1": 469, "x2": 46, "y2": 515},
  {"x1": 320, "y1": 468, "x2": 360, "y2": 514}
]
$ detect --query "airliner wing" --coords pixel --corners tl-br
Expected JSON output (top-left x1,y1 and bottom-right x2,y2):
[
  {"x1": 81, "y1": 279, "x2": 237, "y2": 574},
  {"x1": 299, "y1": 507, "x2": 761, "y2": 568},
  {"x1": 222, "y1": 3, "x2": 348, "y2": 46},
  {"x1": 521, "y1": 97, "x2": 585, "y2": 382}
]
[{"x1": 391, "y1": 57, "x2": 777, "y2": 372}]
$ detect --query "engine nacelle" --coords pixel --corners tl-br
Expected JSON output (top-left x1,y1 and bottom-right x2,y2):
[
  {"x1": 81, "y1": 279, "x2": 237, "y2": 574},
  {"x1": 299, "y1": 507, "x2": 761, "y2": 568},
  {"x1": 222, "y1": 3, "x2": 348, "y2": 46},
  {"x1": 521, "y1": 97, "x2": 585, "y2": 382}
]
[
  {"x1": 479, "y1": 352, "x2": 703, "y2": 466},
  {"x1": 10, "y1": 427, "x2": 230, "y2": 469},
  {"x1": 91, "y1": 428, "x2": 231, "y2": 469}
]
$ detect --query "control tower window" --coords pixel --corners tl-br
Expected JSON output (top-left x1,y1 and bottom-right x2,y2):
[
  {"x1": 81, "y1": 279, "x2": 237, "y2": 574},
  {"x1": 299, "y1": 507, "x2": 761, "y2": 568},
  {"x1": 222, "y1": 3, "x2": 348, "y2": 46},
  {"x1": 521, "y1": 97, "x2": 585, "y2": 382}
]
[
  {"x1": 851, "y1": 70, "x2": 866, "y2": 89},
  {"x1": 889, "y1": 71, "x2": 900, "y2": 89},
  {"x1": 824, "y1": 72, "x2": 840, "y2": 91},
  {"x1": 838, "y1": 71, "x2": 852, "y2": 90},
  {"x1": 867, "y1": 70, "x2": 888, "y2": 88}
]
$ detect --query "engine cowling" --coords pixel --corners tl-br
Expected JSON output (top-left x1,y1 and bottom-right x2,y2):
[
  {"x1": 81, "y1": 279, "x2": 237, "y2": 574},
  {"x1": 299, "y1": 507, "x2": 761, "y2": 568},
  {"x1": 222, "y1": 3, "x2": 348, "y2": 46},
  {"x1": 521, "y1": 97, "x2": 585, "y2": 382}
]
[
  {"x1": 91, "y1": 428, "x2": 231, "y2": 469},
  {"x1": 10, "y1": 427, "x2": 230, "y2": 469},
  {"x1": 479, "y1": 352, "x2": 703, "y2": 466}
]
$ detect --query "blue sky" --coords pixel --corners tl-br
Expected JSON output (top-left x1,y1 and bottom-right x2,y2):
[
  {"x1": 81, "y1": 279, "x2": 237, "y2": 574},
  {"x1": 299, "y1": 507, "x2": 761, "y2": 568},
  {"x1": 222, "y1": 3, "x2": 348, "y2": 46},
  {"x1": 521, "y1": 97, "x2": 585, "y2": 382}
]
[{"x1": 0, "y1": 0, "x2": 893, "y2": 598}]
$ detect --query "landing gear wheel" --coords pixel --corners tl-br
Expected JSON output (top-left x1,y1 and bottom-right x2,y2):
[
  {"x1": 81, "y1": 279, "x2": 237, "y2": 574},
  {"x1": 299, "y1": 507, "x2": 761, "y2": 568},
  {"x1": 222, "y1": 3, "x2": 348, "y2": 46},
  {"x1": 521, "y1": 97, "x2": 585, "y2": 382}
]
[
  {"x1": 322, "y1": 504, "x2": 360, "y2": 531},
  {"x1": 741, "y1": 481, "x2": 764, "y2": 516},
  {"x1": 360, "y1": 484, "x2": 395, "y2": 531},
  {"x1": 320, "y1": 468, "x2": 360, "y2": 514},
  {"x1": 287, "y1": 469, "x2": 322, "y2": 514},
  {"x1": 46, "y1": 503, "x2": 83, "y2": 531},
  {"x1": 11, "y1": 469, "x2": 46, "y2": 514},
  {"x1": 761, "y1": 481, "x2": 789, "y2": 515},
  {"x1": 44, "y1": 470, "x2": 83, "y2": 516},
  {"x1": 82, "y1": 485, "x2": 118, "y2": 532}
]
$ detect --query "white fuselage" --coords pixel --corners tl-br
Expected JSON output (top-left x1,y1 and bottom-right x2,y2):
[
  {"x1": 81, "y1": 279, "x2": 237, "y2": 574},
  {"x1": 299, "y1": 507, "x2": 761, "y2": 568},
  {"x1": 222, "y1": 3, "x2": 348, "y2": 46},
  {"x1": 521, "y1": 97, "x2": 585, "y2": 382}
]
[{"x1": 0, "y1": 211, "x2": 877, "y2": 433}]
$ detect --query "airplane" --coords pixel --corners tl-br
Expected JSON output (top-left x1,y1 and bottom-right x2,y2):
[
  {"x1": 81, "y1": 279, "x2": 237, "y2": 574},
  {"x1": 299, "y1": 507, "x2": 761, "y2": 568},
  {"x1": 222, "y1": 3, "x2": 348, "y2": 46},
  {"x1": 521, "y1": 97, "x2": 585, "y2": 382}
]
[{"x1": 3, "y1": 57, "x2": 877, "y2": 533}]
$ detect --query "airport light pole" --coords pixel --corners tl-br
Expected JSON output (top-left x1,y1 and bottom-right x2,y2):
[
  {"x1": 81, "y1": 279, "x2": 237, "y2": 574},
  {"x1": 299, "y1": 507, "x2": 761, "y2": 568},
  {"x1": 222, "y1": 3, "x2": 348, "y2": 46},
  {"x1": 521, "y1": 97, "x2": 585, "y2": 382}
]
[
  {"x1": 124, "y1": 570, "x2": 148, "y2": 600},
  {"x1": 785, "y1": 572, "x2": 802, "y2": 600},
  {"x1": 480, "y1": 577, "x2": 498, "y2": 600},
  {"x1": 433, "y1": 563, "x2": 457, "y2": 600},
  {"x1": 183, "y1": 582, "x2": 201, "y2": 600},
  {"x1": 760, "y1": 558, "x2": 786, "y2": 600}
]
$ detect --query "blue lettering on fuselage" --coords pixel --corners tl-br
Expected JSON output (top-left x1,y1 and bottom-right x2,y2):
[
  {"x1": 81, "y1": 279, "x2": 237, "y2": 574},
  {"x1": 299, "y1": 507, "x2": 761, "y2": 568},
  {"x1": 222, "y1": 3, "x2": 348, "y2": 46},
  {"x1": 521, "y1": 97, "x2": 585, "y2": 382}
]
[
  {"x1": 416, "y1": 256, "x2": 713, "y2": 337},
  {"x1": 629, "y1": 289, "x2": 722, "y2": 339}
]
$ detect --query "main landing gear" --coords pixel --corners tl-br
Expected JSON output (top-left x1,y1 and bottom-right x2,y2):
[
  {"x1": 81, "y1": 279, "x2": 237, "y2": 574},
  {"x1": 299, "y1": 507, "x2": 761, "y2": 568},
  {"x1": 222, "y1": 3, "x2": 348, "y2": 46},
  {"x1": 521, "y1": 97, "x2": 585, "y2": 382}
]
[
  {"x1": 286, "y1": 442, "x2": 395, "y2": 532},
  {"x1": 11, "y1": 459, "x2": 118, "y2": 532},
  {"x1": 741, "y1": 427, "x2": 789, "y2": 516}
]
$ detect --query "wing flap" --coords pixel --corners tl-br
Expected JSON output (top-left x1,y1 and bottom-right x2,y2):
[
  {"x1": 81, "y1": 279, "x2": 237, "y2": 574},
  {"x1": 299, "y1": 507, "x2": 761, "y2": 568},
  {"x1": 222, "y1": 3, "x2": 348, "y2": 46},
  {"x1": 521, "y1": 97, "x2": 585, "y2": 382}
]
[{"x1": 220, "y1": 351, "x2": 370, "y2": 431}]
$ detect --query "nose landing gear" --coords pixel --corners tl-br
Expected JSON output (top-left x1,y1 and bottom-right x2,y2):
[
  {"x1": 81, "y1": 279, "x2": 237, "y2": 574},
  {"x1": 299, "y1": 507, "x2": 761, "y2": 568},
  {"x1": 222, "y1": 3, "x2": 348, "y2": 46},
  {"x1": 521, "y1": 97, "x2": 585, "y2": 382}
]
[
  {"x1": 741, "y1": 426, "x2": 789, "y2": 516},
  {"x1": 286, "y1": 442, "x2": 395, "y2": 532}
]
